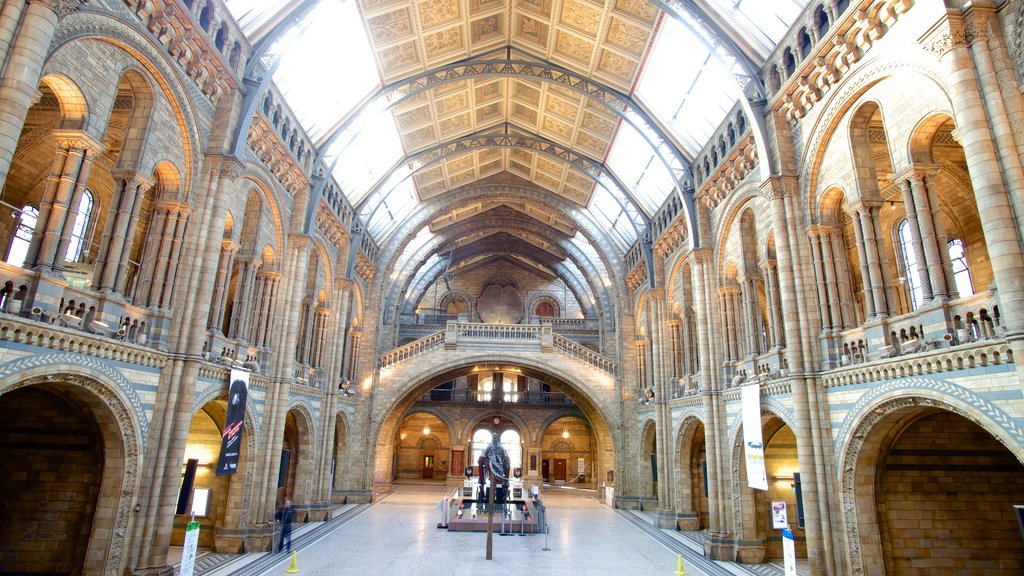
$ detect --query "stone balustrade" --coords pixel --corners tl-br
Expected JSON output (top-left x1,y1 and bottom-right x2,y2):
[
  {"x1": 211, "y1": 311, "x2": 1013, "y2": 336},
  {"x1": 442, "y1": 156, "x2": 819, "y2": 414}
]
[
  {"x1": 0, "y1": 315, "x2": 166, "y2": 368},
  {"x1": 821, "y1": 339, "x2": 1014, "y2": 388},
  {"x1": 379, "y1": 323, "x2": 617, "y2": 375}
]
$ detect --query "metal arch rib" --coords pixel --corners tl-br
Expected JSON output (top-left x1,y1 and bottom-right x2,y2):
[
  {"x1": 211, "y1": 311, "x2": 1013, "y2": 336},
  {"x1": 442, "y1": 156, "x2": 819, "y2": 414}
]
[
  {"x1": 356, "y1": 131, "x2": 649, "y2": 243},
  {"x1": 303, "y1": 50, "x2": 696, "y2": 238},
  {"x1": 650, "y1": 0, "x2": 766, "y2": 99},
  {"x1": 316, "y1": 51, "x2": 693, "y2": 188}
]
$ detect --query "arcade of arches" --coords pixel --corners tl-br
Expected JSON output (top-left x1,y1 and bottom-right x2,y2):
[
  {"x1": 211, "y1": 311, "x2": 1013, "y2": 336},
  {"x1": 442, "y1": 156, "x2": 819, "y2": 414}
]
[{"x1": 1, "y1": 1, "x2": 1024, "y2": 575}]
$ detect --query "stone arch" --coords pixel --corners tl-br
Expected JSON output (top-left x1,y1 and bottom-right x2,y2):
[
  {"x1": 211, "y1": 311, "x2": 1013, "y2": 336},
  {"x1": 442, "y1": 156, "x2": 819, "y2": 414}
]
[
  {"x1": 528, "y1": 293, "x2": 561, "y2": 319},
  {"x1": 110, "y1": 67, "x2": 156, "y2": 171},
  {"x1": 282, "y1": 403, "x2": 318, "y2": 509},
  {"x1": 674, "y1": 413, "x2": 708, "y2": 530},
  {"x1": 837, "y1": 387, "x2": 1024, "y2": 575},
  {"x1": 39, "y1": 73, "x2": 88, "y2": 130},
  {"x1": 639, "y1": 417, "x2": 658, "y2": 501},
  {"x1": 458, "y1": 407, "x2": 532, "y2": 446},
  {"x1": 0, "y1": 370, "x2": 143, "y2": 575},
  {"x1": 51, "y1": 12, "x2": 205, "y2": 199},
  {"x1": 369, "y1": 354, "x2": 618, "y2": 493},
  {"x1": 332, "y1": 409, "x2": 351, "y2": 493}
]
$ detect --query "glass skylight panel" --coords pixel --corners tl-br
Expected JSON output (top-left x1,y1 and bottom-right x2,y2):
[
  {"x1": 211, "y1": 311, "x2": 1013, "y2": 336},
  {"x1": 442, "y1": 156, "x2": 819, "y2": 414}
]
[
  {"x1": 366, "y1": 177, "x2": 418, "y2": 239},
  {"x1": 638, "y1": 15, "x2": 737, "y2": 157},
  {"x1": 261, "y1": 1, "x2": 379, "y2": 142},
  {"x1": 588, "y1": 187, "x2": 635, "y2": 250},
  {"x1": 705, "y1": 0, "x2": 810, "y2": 54},
  {"x1": 224, "y1": 0, "x2": 289, "y2": 35},
  {"x1": 606, "y1": 123, "x2": 675, "y2": 214},
  {"x1": 331, "y1": 112, "x2": 405, "y2": 206}
]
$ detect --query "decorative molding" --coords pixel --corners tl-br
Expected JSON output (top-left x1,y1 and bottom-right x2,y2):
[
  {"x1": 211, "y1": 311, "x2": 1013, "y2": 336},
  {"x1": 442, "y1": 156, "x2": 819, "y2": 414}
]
[
  {"x1": 354, "y1": 251, "x2": 377, "y2": 283},
  {"x1": 246, "y1": 115, "x2": 310, "y2": 196},
  {"x1": 315, "y1": 202, "x2": 349, "y2": 254},
  {"x1": 121, "y1": 0, "x2": 239, "y2": 103},
  {"x1": 0, "y1": 352, "x2": 151, "y2": 440},
  {"x1": 770, "y1": 0, "x2": 913, "y2": 124},
  {"x1": 695, "y1": 133, "x2": 759, "y2": 209}
]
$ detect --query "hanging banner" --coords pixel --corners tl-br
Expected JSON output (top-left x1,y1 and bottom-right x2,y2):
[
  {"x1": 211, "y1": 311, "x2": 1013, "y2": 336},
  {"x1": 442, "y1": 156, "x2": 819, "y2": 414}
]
[
  {"x1": 216, "y1": 368, "x2": 249, "y2": 476},
  {"x1": 179, "y1": 520, "x2": 200, "y2": 576},
  {"x1": 741, "y1": 381, "x2": 768, "y2": 490}
]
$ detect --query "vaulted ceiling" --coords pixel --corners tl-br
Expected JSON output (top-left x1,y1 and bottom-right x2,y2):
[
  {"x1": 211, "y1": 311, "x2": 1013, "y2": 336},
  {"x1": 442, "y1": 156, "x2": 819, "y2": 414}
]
[{"x1": 225, "y1": 0, "x2": 809, "y2": 317}]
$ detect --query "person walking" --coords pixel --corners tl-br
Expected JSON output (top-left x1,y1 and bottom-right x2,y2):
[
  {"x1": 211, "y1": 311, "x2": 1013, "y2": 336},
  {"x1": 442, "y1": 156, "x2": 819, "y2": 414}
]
[{"x1": 277, "y1": 499, "x2": 295, "y2": 553}]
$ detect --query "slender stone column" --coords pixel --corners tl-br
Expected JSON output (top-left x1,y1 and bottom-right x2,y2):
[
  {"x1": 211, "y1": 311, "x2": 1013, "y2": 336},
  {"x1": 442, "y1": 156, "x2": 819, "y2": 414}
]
[
  {"x1": 819, "y1": 228, "x2": 843, "y2": 329},
  {"x1": 895, "y1": 177, "x2": 932, "y2": 305},
  {"x1": 207, "y1": 240, "x2": 240, "y2": 331},
  {"x1": 26, "y1": 133, "x2": 102, "y2": 272},
  {"x1": 0, "y1": 0, "x2": 60, "y2": 191},
  {"x1": 808, "y1": 228, "x2": 831, "y2": 330},
  {"x1": 228, "y1": 257, "x2": 261, "y2": 340},
  {"x1": 762, "y1": 260, "x2": 783, "y2": 347},
  {"x1": 94, "y1": 171, "x2": 152, "y2": 293},
  {"x1": 907, "y1": 172, "x2": 948, "y2": 302},
  {"x1": 858, "y1": 205, "x2": 889, "y2": 318},
  {"x1": 850, "y1": 209, "x2": 877, "y2": 319},
  {"x1": 251, "y1": 271, "x2": 280, "y2": 348},
  {"x1": 829, "y1": 231, "x2": 858, "y2": 327},
  {"x1": 923, "y1": 172, "x2": 958, "y2": 299}
]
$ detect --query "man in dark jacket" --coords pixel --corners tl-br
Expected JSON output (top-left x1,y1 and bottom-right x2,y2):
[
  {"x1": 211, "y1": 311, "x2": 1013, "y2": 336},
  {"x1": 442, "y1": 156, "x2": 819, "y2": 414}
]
[{"x1": 277, "y1": 499, "x2": 294, "y2": 553}]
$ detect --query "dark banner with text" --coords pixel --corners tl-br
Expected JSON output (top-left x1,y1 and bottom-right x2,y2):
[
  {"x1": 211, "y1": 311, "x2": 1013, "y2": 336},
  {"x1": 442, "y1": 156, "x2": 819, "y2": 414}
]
[{"x1": 216, "y1": 369, "x2": 249, "y2": 476}]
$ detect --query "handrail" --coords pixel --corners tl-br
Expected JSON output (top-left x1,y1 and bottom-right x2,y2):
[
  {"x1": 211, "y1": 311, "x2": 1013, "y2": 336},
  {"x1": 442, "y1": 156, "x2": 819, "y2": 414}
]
[
  {"x1": 379, "y1": 329, "x2": 446, "y2": 368},
  {"x1": 552, "y1": 333, "x2": 617, "y2": 374}
]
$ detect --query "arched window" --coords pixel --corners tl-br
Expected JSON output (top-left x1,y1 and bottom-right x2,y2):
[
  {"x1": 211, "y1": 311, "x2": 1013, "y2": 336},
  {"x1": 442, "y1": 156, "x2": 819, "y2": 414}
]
[
  {"x1": 948, "y1": 238, "x2": 974, "y2": 297},
  {"x1": 898, "y1": 219, "x2": 924, "y2": 310},
  {"x1": 66, "y1": 189, "x2": 93, "y2": 262},
  {"x1": 535, "y1": 301, "x2": 555, "y2": 317},
  {"x1": 500, "y1": 429, "x2": 522, "y2": 470},
  {"x1": 6, "y1": 205, "x2": 38, "y2": 267}
]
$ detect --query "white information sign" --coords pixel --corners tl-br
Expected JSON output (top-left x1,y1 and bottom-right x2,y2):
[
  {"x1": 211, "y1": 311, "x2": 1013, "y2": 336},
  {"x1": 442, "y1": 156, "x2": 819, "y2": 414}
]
[
  {"x1": 741, "y1": 382, "x2": 768, "y2": 490},
  {"x1": 782, "y1": 528, "x2": 797, "y2": 576},
  {"x1": 179, "y1": 520, "x2": 200, "y2": 576}
]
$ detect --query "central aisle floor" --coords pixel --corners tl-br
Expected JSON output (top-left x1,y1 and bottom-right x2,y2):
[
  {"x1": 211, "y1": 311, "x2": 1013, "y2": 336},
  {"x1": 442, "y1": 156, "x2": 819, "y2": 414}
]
[{"x1": 234, "y1": 482, "x2": 802, "y2": 576}]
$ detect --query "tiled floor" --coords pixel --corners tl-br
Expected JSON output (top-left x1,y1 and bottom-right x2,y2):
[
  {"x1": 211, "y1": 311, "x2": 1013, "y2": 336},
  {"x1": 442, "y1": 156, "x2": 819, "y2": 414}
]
[{"x1": 181, "y1": 482, "x2": 806, "y2": 576}]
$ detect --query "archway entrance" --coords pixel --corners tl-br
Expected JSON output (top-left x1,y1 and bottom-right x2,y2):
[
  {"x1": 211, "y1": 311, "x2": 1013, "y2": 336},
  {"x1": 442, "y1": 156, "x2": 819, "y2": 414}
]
[
  {"x1": 677, "y1": 418, "x2": 708, "y2": 530},
  {"x1": 871, "y1": 410, "x2": 1024, "y2": 574},
  {"x1": 0, "y1": 381, "x2": 134, "y2": 575},
  {"x1": 175, "y1": 400, "x2": 252, "y2": 553},
  {"x1": 372, "y1": 362, "x2": 616, "y2": 496}
]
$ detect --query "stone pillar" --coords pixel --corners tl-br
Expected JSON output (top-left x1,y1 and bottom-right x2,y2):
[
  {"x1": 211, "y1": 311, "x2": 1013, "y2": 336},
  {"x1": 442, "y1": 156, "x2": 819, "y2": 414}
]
[
  {"x1": 25, "y1": 132, "x2": 102, "y2": 273},
  {"x1": 850, "y1": 208, "x2": 877, "y2": 319},
  {"x1": 910, "y1": 170, "x2": 949, "y2": 301},
  {"x1": 808, "y1": 228, "x2": 832, "y2": 330},
  {"x1": 207, "y1": 240, "x2": 240, "y2": 332},
  {"x1": 0, "y1": 0, "x2": 27, "y2": 65},
  {"x1": 827, "y1": 230, "x2": 858, "y2": 327},
  {"x1": 857, "y1": 204, "x2": 889, "y2": 318},
  {"x1": 819, "y1": 227, "x2": 844, "y2": 330},
  {"x1": 932, "y1": 10, "x2": 1024, "y2": 335},
  {"x1": 93, "y1": 171, "x2": 152, "y2": 293},
  {"x1": 251, "y1": 271, "x2": 280, "y2": 348},
  {"x1": 228, "y1": 257, "x2": 261, "y2": 340},
  {"x1": 761, "y1": 260, "x2": 783, "y2": 348},
  {"x1": 0, "y1": 0, "x2": 60, "y2": 191}
]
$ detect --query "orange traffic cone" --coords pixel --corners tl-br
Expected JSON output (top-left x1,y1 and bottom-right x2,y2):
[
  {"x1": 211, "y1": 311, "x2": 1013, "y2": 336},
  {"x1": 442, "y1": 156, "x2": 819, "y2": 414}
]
[{"x1": 286, "y1": 550, "x2": 299, "y2": 573}]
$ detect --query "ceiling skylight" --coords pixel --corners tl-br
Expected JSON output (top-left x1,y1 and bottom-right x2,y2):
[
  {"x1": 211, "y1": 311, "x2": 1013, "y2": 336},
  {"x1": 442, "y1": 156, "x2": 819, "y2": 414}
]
[
  {"x1": 240, "y1": 0, "x2": 380, "y2": 142},
  {"x1": 637, "y1": 15, "x2": 739, "y2": 158},
  {"x1": 705, "y1": 0, "x2": 810, "y2": 56}
]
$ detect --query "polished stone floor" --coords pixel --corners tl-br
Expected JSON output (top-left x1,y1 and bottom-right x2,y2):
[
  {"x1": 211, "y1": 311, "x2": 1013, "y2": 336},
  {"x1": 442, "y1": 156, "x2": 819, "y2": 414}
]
[{"x1": 177, "y1": 482, "x2": 806, "y2": 576}]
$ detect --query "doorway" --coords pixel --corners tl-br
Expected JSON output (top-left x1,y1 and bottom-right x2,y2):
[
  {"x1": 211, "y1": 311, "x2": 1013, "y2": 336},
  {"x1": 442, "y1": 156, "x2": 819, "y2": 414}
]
[
  {"x1": 542, "y1": 459, "x2": 549, "y2": 481},
  {"x1": 554, "y1": 458, "x2": 566, "y2": 482},
  {"x1": 422, "y1": 455, "x2": 434, "y2": 479}
]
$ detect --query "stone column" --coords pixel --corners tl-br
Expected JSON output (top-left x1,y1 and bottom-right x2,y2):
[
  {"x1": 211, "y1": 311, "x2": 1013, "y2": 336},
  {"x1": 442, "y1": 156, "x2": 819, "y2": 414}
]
[
  {"x1": 894, "y1": 176, "x2": 932, "y2": 306},
  {"x1": 93, "y1": 171, "x2": 152, "y2": 293},
  {"x1": 850, "y1": 208, "x2": 877, "y2": 319},
  {"x1": 857, "y1": 204, "x2": 889, "y2": 318},
  {"x1": 0, "y1": 0, "x2": 27, "y2": 65},
  {"x1": 668, "y1": 318, "x2": 682, "y2": 379},
  {"x1": 828, "y1": 231, "x2": 858, "y2": 327},
  {"x1": 228, "y1": 257, "x2": 261, "y2": 340},
  {"x1": 910, "y1": 170, "x2": 949, "y2": 301},
  {"x1": 808, "y1": 228, "x2": 832, "y2": 330},
  {"x1": 932, "y1": 11, "x2": 1024, "y2": 335},
  {"x1": 251, "y1": 271, "x2": 280, "y2": 348},
  {"x1": 0, "y1": 0, "x2": 60, "y2": 191},
  {"x1": 207, "y1": 240, "x2": 240, "y2": 332},
  {"x1": 761, "y1": 260, "x2": 783, "y2": 348},
  {"x1": 25, "y1": 132, "x2": 102, "y2": 273},
  {"x1": 819, "y1": 227, "x2": 844, "y2": 330}
]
